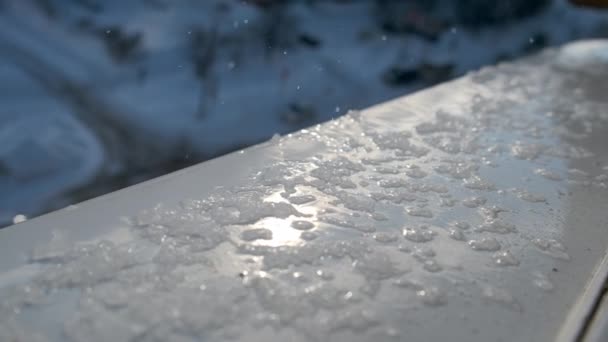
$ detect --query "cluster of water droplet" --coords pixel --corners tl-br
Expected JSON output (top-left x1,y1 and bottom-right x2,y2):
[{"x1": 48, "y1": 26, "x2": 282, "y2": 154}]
[{"x1": 3, "y1": 45, "x2": 608, "y2": 341}]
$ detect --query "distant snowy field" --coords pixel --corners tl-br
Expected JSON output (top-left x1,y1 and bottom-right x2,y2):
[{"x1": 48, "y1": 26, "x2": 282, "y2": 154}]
[{"x1": 0, "y1": 0, "x2": 607, "y2": 225}]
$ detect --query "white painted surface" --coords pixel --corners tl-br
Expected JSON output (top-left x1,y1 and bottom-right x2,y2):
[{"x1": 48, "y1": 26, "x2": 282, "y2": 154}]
[{"x1": 0, "y1": 40, "x2": 608, "y2": 341}]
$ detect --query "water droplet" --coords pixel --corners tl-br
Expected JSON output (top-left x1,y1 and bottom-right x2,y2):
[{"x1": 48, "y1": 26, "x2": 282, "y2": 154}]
[
  {"x1": 416, "y1": 287, "x2": 447, "y2": 306},
  {"x1": 512, "y1": 189, "x2": 546, "y2": 203},
  {"x1": 511, "y1": 142, "x2": 545, "y2": 160},
  {"x1": 434, "y1": 161, "x2": 478, "y2": 179},
  {"x1": 405, "y1": 168, "x2": 427, "y2": 179},
  {"x1": 373, "y1": 232, "x2": 399, "y2": 244},
  {"x1": 423, "y1": 260, "x2": 443, "y2": 273},
  {"x1": 292, "y1": 271, "x2": 307, "y2": 282},
  {"x1": 300, "y1": 231, "x2": 318, "y2": 241},
  {"x1": 568, "y1": 168, "x2": 589, "y2": 180},
  {"x1": 468, "y1": 237, "x2": 501, "y2": 251},
  {"x1": 481, "y1": 285, "x2": 520, "y2": 311},
  {"x1": 240, "y1": 228, "x2": 273, "y2": 241},
  {"x1": 287, "y1": 194, "x2": 316, "y2": 205},
  {"x1": 534, "y1": 168, "x2": 562, "y2": 181},
  {"x1": 405, "y1": 207, "x2": 434, "y2": 218},
  {"x1": 462, "y1": 197, "x2": 487, "y2": 208},
  {"x1": 412, "y1": 246, "x2": 436, "y2": 259},
  {"x1": 532, "y1": 273, "x2": 554, "y2": 292},
  {"x1": 492, "y1": 250, "x2": 519, "y2": 266},
  {"x1": 477, "y1": 218, "x2": 517, "y2": 234},
  {"x1": 12, "y1": 214, "x2": 27, "y2": 224},
  {"x1": 397, "y1": 244, "x2": 411, "y2": 253},
  {"x1": 316, "y1": 269, "x2": 334, "y2": 280},
  {"x1": 448, "y1": 228, "x2": 466, "y2": 241},
  {"x1": 532, "y1": 238, "x2": 570, "y2": 260},
  {"x1": 454, "y1": 221, "x2": 470, "y2": 230},
  {"x1": 463, "y1": 176, "x2": 495, "y2": 191},
  {"x1": 440, "y1": 197, "x2": 457, "y2": 207},
  {"x1": 371, "y1": 212, "x2": 388, "y2": 221},
  {"x1": 403, "y1": 226, "x2": 436, "y2": 243},
  {"x1": 291, "y1": 220, "x2": 315, "y2": 231}
]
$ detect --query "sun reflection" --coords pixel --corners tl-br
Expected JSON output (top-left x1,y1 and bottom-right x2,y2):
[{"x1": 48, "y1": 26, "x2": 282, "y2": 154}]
[
  {"x1": 252, "y1": 217, "x2": 303, "y2": 247},
  {"x1": 250, "y1": 189, "x2": 321, "y2": 247}
]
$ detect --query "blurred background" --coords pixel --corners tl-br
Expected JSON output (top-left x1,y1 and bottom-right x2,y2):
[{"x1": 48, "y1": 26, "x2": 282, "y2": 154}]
[{"x1": 0, "y1": 0, "x2": 607, "y2": 226}]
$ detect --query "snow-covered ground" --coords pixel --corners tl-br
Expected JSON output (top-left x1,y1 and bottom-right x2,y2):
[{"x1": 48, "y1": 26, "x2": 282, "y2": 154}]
[{"x1": 0, "y1": 0, "x2": 607, "y2": 226}]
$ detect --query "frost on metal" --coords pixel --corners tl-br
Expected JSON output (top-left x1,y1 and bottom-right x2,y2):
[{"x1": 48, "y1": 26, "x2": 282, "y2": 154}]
[{"x1": 1, "y1": 41, "x2": 608, "y2": 341}]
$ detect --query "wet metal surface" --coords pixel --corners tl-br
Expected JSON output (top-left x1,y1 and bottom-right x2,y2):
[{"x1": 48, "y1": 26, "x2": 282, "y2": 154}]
[{"x1": 0, "y1": 40, "x2": 608, "y2": 341}]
